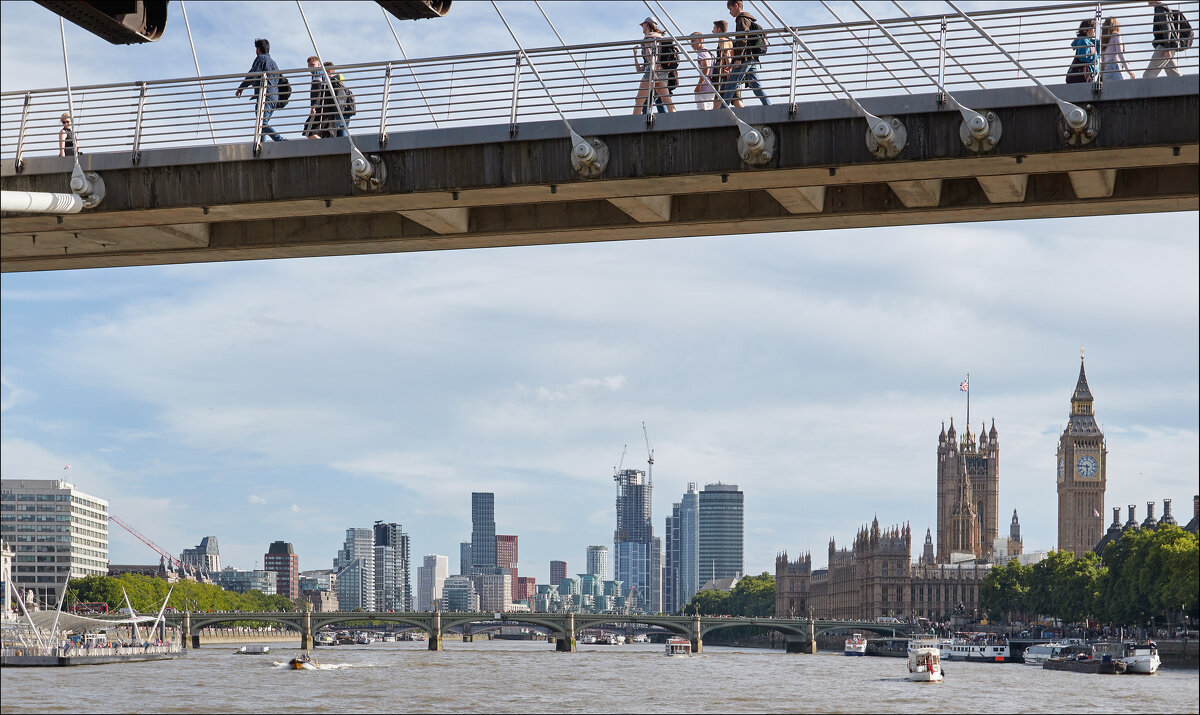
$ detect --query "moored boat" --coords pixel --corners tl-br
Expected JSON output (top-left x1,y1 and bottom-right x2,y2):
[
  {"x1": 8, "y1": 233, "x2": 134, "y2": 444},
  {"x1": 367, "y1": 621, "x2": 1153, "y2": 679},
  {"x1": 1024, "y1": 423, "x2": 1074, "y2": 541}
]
[
  {"x1": 665, "y1": 637, "x2": 692, "y2": 656},
  {"x1": 289, "y1": 652, "x2": 319, "y2": 670},
  {"x1": 907, "y1": 646, "x2": 943, "y2": 682},
  {"x1": 235, "y1": 645, "x2": 270, "y2": 655},
  {"x1": 1043, "y1": 643, "x2": 1126, "y2": 674},
  {"x1": 947, "y1": 632, "x2": 1010, "y2": 662},
  {"x1": 1119, "y1": 641, "x2": 1160, "y2": 674},
  {"x1": 1021, "y1": 642, "x2": 1069, "y2": 666},
  {"x1": 844, "y1": 633, "x2": 867, "y2": 656},
  {"x1": 314, "y1": 633, "x2": 336, "y2": 646}
]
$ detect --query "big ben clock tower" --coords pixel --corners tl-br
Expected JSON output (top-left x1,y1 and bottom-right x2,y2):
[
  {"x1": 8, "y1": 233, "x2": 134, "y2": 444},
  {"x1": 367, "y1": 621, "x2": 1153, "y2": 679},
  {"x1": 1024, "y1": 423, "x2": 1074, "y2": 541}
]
[{"x1": 1057, "y1": 355, "x2": 1107, "y2": 556}]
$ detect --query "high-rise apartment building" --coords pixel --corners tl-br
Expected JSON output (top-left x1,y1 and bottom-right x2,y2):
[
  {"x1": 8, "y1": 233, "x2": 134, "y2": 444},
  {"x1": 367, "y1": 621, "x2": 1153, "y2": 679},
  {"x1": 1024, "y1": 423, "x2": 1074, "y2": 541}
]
[
  {"x1": 517, "y1": 576, "x2": 537, "y2": 603},
  {"x1": 549, "y1": 560, "x2": 567, "y2": 584},
  {"x1": 443, "y1": 575, "x2": 479, "y2": 611},
  {"x1": 495, "y1": 534, "x2": 519, "y2": 601},
  {"x1": 374, "y1": 521, "x2": 412, "y2": 611},
  {"x1": 586, "y1": 545, "x2": 608, "y2": 579},
  {"x1": 416, "y1": 554, "x2": 449, "y2": 611},
  {"x1": 1057, "y1": 357, "x2": 1107, "y2": 557},
  {"x1": 263, "y1": 541, "x2": 299, "y2": 599},
  {"x1": 613, "y1": 468, "x2": 661, "y2": 613},
  {"x1": 334, "y1": 527, "x2": 375, "y2": 611},
  {"x1": 664, "y1": 483, "x2": 700, "y2": 613},
  {"x1": 471, "y1": 493, "x2": 496, "y2": 575},
  {"x1": 473, "y1": 572, "x2": 512, "y2": 611},
  {"x1": 699, "y1": 483, "x2": 743, "y2": 583},
  {"x1": 459, "y1": 542, "x2": 472, "y2": 576},
  {"x1": 0, "y1": 479, "x2": 108, "y2": 608},
  {"x1": 180, "y1": 536, "x2": 221, "y2": 575}
]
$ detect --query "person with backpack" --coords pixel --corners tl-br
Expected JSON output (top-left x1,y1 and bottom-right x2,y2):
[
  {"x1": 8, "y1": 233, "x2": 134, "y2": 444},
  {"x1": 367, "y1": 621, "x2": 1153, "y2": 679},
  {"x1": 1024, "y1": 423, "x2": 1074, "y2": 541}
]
[
  {"x1": 324, "y1": 61, "x2": 354, "y2": 137},
  {"x1": 633, "y1": 17, "x2": 676, "y2": 115},
  {"x1": 720, "y1": 0, "x2": 770, "y2": 107},
  {"x1": 234, "y1": 38, "x2": 286, "y2": 142},
  {"x1": 1143, "y1": 0, "x2": 1191, "y2": 78},
  {"x1": 1065, "y1": 19, "x2": 1098, "y2": 84}
]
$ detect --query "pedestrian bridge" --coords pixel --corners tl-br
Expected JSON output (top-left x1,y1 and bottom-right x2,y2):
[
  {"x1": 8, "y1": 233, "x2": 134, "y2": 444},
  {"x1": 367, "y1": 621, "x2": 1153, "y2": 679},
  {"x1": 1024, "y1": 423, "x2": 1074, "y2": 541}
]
[
  {"x1": 2, "y1": 0, "x2": 1196, "y2": 272},
  {"x1": 162, "y1": 610, "x2": 915, "y2": 652}
]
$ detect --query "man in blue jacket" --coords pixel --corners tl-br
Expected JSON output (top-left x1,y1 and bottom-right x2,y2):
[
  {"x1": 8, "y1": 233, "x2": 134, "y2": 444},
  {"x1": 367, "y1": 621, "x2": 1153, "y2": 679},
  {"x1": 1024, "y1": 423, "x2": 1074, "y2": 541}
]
[{"x1": 235, "y1": 38, "x2": 285, "y2": 142}]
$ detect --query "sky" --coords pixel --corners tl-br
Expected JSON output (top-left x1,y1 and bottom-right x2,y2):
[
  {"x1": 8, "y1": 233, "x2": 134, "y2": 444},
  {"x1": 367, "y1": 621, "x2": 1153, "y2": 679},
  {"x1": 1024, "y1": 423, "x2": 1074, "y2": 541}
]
[{"x1": 1, "y1": 1, "x2": 1198, "y2": 586}]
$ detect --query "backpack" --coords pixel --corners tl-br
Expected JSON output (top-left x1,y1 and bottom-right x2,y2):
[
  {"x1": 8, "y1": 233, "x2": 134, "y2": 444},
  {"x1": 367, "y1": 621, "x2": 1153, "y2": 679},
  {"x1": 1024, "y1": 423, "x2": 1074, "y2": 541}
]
[
  {"x1": 740, "y1": 12, "x2": 769, "y2": 57},
  {"x1": 1171, "y1": 8, "x2": 1193, "y2": 50},
  {"x1": 274, "y1": 74, "x2": 291, "y2": 110},
  {"x1": 658, "y1": 39, "x2": 679, "y2": 71},
  {"x1": 335, "y1": 82, "x2": 356, "y2": 119}
]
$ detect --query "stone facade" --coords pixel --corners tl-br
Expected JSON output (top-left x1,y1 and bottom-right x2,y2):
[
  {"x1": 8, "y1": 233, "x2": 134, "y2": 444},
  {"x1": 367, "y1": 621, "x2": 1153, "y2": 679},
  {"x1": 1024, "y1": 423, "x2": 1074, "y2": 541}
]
[
  {"x1": 1057, "y1": 358, "x2": 1107, "y2": 557},
  {"x1": 936, "y1": 418, "x2": 1000, "y2": 562},
  {"x1": 776, "y1": 517, "x2": 990, "y2": 620}
]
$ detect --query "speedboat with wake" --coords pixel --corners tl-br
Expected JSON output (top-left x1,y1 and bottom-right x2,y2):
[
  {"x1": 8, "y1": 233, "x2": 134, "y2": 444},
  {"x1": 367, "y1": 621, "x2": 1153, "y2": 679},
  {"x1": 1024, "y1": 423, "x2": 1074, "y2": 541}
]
[{"x1": 289, "y1": 652, "x2": 319, "y2": 670}]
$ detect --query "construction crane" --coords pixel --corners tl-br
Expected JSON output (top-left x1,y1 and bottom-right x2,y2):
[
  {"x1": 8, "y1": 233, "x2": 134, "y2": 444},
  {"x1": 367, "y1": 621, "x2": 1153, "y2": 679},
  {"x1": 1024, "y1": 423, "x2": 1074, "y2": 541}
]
[
  {"x1": 642, "y1": 421, "x2": 654, "y2": 485},
  {"x1": 108, "y1": 514, "x2": 188, "y2": 574},
  {"x1": 613, "y1": 444, "x2": 627, "y2": 476}
]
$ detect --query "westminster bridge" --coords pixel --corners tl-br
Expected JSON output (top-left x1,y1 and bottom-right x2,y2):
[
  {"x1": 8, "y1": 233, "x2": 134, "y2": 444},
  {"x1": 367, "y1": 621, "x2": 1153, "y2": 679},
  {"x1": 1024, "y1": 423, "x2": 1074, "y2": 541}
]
[{"x1": 162, "y1": 610, "x2": 915, "y2": 653}]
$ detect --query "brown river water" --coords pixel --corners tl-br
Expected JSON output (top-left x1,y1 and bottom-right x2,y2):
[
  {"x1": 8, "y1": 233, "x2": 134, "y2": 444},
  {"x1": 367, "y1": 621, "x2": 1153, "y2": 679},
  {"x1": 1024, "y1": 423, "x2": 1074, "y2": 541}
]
[{"x1": 2, "y1": 640, "x2": 1198, "y2": 713}]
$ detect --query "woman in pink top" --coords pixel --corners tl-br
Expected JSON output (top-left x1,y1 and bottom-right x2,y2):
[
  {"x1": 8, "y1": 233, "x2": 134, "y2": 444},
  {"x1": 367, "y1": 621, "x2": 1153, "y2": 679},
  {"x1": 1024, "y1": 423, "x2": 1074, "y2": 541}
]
[{"x1": 1100, "y1": 17, "x2": 1134, "y2": 81}]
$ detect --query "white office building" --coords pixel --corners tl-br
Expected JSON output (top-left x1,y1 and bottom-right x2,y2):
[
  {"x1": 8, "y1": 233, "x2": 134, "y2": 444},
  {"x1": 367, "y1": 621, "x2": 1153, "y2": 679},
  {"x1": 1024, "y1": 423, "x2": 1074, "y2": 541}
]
[
  {"x1": 416, "y1": 554, "x2": 449, "y2": 611},
  {"x1": 0, "y1": 479, "x2": 108, "y2": 608}
]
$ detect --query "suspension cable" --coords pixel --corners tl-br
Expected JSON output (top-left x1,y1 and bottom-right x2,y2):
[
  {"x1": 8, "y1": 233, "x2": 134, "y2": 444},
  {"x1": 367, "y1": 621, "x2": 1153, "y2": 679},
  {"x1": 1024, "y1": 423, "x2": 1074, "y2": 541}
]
[
  {"x1": 490, "y1": 1, "x2": 584, "y2": 144},
  {"x1": 533, "y1": 0, "x2": 612, "y2": 116},
  {"x1": 851, "y1": 1, "x2": 982, "y2": 126},
  {"x1": 943, "y1": 0, "x2": 1087, "y2": 129},
  {"x1": 818, "y1": 0, "x2": 911, "y2": 94},
  {"x1": 180, "y1": 1, "x2": 218, "y2": 144},
  {"x1": 382, "y1": 7, "x2": 440, "y2": 128},
  {"x1": 755, "y1": 0, "x2": 882, "y2": 125},
  {"x1": 747, "y1": 0, "x2": 838, "y2": 101},
  {"x1": 296, "y1": 0, "x2": 373, "y2": 180},
  {"x1": 58, "y1": 17, "x2": 80, "y2": 172},
  {"x1": 890, "y1": 0, "x2": 984, "y2": 89}
]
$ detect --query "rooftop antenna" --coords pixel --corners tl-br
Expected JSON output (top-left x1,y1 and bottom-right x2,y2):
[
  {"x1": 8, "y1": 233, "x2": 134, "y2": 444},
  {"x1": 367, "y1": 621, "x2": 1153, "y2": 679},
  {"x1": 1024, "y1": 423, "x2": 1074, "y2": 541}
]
[{"x1": 642, "y1": 422, "x2": 654, "y2": 485}]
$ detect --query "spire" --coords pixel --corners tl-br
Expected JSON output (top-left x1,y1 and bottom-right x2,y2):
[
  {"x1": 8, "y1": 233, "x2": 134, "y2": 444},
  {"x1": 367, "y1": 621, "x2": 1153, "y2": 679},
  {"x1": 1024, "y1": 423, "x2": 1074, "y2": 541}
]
[
  {"x1": 940, "y1": 421, "x2": 946, "y2": 441},
  {"x1": 989, "y1": 418, "x2": 998, "y2": 439},
  {"x1": 1073, "y1": 355, "x2": 1094, "y2": 402}
]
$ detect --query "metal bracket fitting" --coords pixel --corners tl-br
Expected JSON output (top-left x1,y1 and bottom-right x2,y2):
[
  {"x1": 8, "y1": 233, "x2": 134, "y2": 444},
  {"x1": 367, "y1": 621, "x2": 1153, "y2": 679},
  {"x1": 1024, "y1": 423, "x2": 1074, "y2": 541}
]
[
  {"x1": 738, "y1": 125, "x2": 775, "y2": 167},
  {"x1": 571, "y1": 136, "x2": 609, "y2": 179},
  {"x1": 352, "y1": 154, "x2": 387, "y2": 192},
  {"x1": 866, "y1": 116, "x2": 907, "y2": 160},
  {"x1": 1059, "y1": 104, "x2": 1098, "y2": 147},
  {"x1": 960, "y1": 110, "x2": 1002, "y2": 153},
  {"x1": 69, "y1": 164, "x2": 105, "y2": 208}
]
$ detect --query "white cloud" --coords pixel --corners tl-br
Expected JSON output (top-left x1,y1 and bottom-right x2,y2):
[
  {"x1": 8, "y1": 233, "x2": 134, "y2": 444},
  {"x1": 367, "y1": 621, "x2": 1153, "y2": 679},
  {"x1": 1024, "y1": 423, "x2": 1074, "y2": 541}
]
[{"x1": 247, "y1": 495, "x2": 267, "y2": 505}]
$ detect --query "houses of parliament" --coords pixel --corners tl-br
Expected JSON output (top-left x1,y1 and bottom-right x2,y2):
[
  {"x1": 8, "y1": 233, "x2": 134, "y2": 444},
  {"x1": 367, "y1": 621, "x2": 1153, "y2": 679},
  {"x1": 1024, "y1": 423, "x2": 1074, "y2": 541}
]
[{"x1": 775, "y1": 358, "x2": 1118, "y2": 620}]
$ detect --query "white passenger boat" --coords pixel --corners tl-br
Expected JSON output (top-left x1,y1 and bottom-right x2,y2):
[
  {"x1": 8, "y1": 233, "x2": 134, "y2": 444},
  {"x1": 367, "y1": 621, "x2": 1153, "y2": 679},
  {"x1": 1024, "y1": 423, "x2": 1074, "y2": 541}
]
[
  {"x1": 665, "y1": 637, "x2": 692, "y2": 656},
  {"x1": 947, "y1": 633, "x2": 1009, "y2": 662},
  {"x1": 907, "y1": 646, "x2": 943, "y2": 682},
  {"x1": 579, "y1": 635, "x2": 597, "y2": 645},
  {"x1": 631, "y1": 634, "x2": 650, "y2": 643},
  {"x1": 315, "y1": 633, "x2": 336, "y2": 646},
  {"x1": 1119, "y1": 641, "x2": 1160, "y2": 674},
  {"x1": 907, "y1": 637, "x2": 952, "y2": 660},
  {"x1": 844, "y1": 633, "x2": 867, "y2": 656},
  {"x1": 1022, "y1": 642, "x2": 1068, "y2": 666},
  {"x1": 234, "y1": 644, "x2": 270, "y2": 655}
]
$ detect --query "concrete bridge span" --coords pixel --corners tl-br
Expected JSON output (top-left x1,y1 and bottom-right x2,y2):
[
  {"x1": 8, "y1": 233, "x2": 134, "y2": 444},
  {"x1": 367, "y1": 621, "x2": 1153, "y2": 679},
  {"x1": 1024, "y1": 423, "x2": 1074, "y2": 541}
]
[{"x1": 3, "y1": 77, "x2": 1195, "y2": 272}]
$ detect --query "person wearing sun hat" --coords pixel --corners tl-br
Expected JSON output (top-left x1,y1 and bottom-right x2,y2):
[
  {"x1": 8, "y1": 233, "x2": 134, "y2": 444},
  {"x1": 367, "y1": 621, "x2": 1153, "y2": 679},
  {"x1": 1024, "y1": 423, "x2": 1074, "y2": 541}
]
[{"x1": 633, "y1": 16, "x2": 676, "y2": 114}]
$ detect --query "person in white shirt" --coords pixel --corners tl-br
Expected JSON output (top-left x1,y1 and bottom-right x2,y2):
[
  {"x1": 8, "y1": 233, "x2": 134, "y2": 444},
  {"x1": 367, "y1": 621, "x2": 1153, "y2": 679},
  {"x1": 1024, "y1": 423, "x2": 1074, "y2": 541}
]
[
  {"x1": 1100, "y1": 17, "x2": 1134, "y2": 80},
  {"x1": 690, "y1": 32, "x2": 717, "y2": 110}
]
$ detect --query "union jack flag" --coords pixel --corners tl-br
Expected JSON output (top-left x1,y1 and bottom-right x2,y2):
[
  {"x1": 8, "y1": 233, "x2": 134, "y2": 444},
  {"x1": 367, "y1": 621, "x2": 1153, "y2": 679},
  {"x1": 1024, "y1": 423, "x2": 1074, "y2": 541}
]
[
  {"x1": 1093, "y1": 508, "x2": 1100, "y2": 517},
  {"x1": 960, "y1": 380, "x2": 969, "y2": 392}
]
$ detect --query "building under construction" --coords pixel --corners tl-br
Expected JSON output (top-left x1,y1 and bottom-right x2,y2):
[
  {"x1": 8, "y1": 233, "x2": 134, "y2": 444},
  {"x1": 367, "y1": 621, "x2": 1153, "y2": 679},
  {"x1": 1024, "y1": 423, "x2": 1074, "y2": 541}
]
[{"x1": 613, "y1": 468, "x2": 661, "y2": 614}]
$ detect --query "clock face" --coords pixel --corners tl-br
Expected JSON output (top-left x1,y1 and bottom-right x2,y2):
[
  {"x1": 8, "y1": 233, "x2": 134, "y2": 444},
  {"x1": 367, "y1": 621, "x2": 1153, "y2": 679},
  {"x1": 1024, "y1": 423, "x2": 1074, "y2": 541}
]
[{"x1": 1076, "y1": 455, "x2": 1099, "y2": 478}]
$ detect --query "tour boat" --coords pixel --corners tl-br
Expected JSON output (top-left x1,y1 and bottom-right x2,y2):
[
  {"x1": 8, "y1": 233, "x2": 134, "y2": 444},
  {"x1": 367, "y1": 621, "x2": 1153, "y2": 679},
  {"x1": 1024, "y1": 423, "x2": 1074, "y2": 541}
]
[
  {"x1": 289, "y1": 652, "x2": 319, "y2": 670},
  {"x1": 946, "y1": 632, "x2": 1010, "y2": 662},
  {"x1": 579, "y1": 635, "x2": 597, "y2": 645},
  {"x1": 844, "y1": 633, "x2": 867, "y2": 656},
  {"x1": 315, "y1": 633, "x2": 336, "y2": 646},
  {"x1": 908, "y1": 645, "x2": 943, "y2": 682},
  {"x1": 665, "y1": 637, "x2": 692, "y2": 656},
  {"x1": 1119, "y1": 641, "x2": 1160, "y2": 674},
  {"x1": 234, "y1": 645, "x2": 270, "y2": 655}
]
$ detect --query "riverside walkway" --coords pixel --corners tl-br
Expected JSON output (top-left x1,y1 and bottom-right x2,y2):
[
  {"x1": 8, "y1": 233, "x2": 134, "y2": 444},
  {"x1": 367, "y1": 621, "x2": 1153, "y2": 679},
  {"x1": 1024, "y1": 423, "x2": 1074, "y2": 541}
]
[
  {"x1": 2, "y1": 0, "x2": 1197, "y2": 271},
  {"x1": 164, "y1": 610, "x2": 915, "y2": 653}
]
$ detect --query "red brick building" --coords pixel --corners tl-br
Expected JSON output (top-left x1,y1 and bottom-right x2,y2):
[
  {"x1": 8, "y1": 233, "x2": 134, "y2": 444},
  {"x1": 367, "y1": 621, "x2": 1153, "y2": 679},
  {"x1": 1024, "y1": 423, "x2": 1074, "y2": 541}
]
[{"x1": 264, "y1": 541, "x2": 299, "y2": 600}]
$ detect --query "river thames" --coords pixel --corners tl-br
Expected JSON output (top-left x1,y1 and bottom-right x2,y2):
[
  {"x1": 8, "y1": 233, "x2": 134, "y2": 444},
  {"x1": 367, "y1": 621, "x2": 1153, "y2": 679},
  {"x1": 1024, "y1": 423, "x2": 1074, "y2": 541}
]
[{"x1": 2, "y1": 640, "x2": 1198, "y2": 713}]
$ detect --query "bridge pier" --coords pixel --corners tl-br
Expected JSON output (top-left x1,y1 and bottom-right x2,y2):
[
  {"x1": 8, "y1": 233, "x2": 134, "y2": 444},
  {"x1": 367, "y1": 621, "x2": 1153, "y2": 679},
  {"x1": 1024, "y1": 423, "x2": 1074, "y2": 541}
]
[
  {"x1": 428, "y1": 612, "x2": 442, "y2": 651},
  {"x1": 691, "y1": 614, "x2": 703, "y2": 654},
  {"x1": 463, "y1": 624, "x2": 472, "y2": 643},
  {"x1": 181, "y1": 612, "x2": 191, "y2": 650},
  {"x1": 555, "y1": 613, "x2": 576, "y2": 652},
  {"x1": 300, "y1": 610, "x2": 314, "y2": 651}
]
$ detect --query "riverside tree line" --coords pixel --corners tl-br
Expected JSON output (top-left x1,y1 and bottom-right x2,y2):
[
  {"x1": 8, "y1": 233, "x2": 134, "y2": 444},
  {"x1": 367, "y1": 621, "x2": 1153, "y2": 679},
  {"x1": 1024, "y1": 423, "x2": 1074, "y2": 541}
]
[{"x1": 980, "y1": 524, "x2": 1199, "y2": 631}]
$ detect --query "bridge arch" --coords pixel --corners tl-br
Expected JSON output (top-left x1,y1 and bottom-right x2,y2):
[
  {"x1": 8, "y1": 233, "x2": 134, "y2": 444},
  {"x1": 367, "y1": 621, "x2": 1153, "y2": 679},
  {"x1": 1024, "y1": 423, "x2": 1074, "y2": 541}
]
[
  {"x1": 184, "y1": 613, "x2": 304, "y2": 636},
  {"x1": 698, "y1": 619, "x2": 807, "y2": 640},
  {"x1": 310, "y1": 614, "x2": 436, "y2": 636},
  {"x1": 439, "y1": 613, "x2": 572, "y2": 638},
  {"x1": 573, "y1": 615, "x2": 693, "y2": 640}
]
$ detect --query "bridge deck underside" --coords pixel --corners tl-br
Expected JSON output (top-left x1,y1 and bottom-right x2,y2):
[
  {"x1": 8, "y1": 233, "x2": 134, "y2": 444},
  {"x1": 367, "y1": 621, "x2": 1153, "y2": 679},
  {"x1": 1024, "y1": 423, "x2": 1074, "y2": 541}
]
[{"x1": 2, "y1": 83, "x2": 1196, "y2": 272}]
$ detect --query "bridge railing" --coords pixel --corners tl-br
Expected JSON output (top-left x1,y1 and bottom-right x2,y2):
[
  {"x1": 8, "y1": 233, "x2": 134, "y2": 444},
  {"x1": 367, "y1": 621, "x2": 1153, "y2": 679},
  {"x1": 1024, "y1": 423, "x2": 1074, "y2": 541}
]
[{"x1": 2, "y1": 1, "x2": 1196, "y2": 164}]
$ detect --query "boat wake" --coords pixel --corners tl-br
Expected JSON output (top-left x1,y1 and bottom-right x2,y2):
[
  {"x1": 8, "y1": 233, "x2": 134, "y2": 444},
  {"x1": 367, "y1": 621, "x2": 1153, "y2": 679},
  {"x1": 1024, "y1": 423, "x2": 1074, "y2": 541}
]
[{"x1": 269, "y1": 661, "x2": 378, "y2": 670}]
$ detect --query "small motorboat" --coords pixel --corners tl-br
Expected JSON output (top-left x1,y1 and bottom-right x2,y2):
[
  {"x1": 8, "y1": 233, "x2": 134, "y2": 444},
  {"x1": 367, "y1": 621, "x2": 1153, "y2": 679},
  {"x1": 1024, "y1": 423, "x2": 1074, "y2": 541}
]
[
  {"x1": 235, "y1": 645, "x2": 270, "y2": 655},
  {"x1": 289, "y1": 652, "x2": 319, "y2": 670},
  {"x1": 908, "y1": 645, "x2": 944, "y2": 682}
]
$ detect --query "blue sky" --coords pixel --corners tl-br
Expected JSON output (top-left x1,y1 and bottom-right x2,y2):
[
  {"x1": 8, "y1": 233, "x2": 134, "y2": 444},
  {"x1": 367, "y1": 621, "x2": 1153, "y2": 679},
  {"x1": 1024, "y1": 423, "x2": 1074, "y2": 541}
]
[{"x1": 1, "y1": 2, "x2": 1198, "y2": 584}]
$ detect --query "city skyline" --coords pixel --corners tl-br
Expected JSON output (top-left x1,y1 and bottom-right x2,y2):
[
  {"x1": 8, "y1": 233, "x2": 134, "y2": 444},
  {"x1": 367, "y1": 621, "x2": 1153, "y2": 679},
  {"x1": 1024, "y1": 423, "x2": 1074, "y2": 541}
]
[{"x1": 1, "y1": 2, "x2": 1197, "y2": 585}]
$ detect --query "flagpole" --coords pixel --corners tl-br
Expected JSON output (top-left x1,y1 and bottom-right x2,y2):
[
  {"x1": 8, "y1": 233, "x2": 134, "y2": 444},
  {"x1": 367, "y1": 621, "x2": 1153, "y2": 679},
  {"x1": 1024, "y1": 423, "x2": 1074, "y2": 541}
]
[{"x1": 966, "y1": 372, "x2": 970, "y2": 432}]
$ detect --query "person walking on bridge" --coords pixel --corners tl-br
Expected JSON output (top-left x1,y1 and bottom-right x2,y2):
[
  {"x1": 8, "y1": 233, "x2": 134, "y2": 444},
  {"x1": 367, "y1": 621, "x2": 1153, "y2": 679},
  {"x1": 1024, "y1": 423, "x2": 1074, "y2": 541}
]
[
  {"x1": 57, "y1": 112, "x2": 77, "y2": 157},
  {"x1": 720, "y1": 0, "x2": 769, "y2": 107},
  {"x1": 1143, "y1": 0, "x2": 1190, "y2": 78},
  {"x1": 235, "y1": 38, "x2": 285, "y2": 142},
  {"x1": 1065, "y1": 19, "x2": 1097, "y2": 83},
  {"x1": 1100, "y1": 18, "x2": 1134, "y2": 81}
]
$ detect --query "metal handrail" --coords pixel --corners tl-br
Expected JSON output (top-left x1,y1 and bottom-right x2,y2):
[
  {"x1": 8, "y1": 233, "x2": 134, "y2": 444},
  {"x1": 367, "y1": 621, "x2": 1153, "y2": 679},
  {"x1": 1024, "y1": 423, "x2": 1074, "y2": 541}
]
[{"x1": 3, "y1": 0, "x2": 1195, "y2": 162}]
